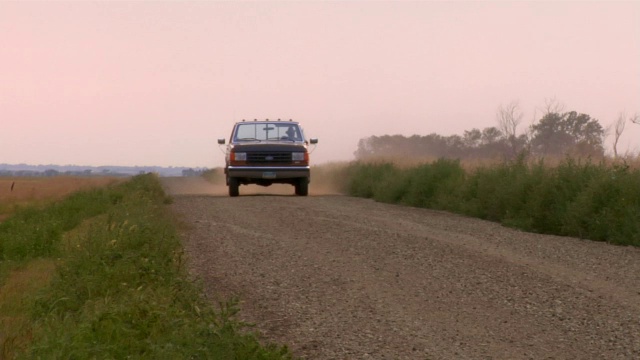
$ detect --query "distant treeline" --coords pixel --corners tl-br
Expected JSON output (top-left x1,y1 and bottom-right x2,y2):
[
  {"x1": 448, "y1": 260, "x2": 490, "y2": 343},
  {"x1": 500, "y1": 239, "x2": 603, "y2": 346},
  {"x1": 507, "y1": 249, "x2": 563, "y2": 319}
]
[
  {"x1": 0, "y1": 164, "x2": 208, "y2": 177},
  {"x1": 0, "y1": 169, "x2": 127, "y2": 177},
  {"x1": 355, "y1": 109, "x2": 632, "y2": 161}
]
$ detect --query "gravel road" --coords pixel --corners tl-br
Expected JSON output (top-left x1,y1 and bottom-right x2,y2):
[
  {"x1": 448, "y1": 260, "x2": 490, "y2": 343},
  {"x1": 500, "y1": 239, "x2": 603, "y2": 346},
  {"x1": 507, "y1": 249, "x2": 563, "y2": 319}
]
[{"x1": 163, "y1": 177, "x2": 640, "y2": 359}]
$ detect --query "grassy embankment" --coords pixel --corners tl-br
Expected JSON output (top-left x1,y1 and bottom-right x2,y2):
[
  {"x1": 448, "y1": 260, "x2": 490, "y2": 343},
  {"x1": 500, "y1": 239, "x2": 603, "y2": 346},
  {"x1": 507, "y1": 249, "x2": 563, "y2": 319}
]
[
  {"x1": 335, "y1": 157, "x2": 640, "y2": 246},
  {"x1": 0, "y1": 174, "x2": 291, "y2": 359}
]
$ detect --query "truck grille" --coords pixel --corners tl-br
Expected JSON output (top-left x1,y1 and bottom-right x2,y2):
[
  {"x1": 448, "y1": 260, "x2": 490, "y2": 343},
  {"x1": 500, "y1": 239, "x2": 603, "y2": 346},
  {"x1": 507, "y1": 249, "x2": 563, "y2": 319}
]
[{"x1": 247, "y1": 152, "x2": 292, "y2": 164}]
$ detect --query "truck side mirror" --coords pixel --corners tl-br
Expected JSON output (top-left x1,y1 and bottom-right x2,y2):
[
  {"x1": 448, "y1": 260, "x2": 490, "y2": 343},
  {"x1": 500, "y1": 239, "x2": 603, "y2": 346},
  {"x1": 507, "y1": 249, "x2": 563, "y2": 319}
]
[
  {"x1": 217, "y1": 138, "x2": 226, "y2": 145},
  {"x1": 309, "y1": 138, "x2": 318, "y2": 144}
]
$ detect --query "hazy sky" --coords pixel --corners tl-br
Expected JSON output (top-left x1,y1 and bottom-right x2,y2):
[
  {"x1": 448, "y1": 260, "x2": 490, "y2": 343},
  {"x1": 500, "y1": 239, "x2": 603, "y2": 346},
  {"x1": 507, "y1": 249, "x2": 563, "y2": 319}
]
[{"x1": 1, "y1": 1, "x2": 639, "y2": 167}]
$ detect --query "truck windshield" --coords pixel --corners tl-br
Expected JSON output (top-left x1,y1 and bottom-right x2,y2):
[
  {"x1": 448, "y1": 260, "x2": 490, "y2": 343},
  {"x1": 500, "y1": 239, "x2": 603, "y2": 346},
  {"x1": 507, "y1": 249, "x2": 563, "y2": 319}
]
[{"x1": 234, "y1": 123, "x2": 302, "y2": 141}]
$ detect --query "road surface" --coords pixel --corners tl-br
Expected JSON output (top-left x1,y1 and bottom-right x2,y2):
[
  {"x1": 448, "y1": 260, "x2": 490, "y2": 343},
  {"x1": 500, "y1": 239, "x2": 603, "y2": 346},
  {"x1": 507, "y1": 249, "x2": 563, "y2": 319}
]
[{"x1": 163, "y1": 177, "x2": 640, "y2": 359}]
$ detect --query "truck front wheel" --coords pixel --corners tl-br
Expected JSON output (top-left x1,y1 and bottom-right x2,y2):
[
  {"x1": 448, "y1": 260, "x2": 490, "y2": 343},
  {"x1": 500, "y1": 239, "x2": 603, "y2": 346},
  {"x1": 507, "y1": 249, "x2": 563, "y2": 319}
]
[
  {"x1": 228, "y1": 177, "x2": 240, "y2": 197},
  {"x1": 295, "y1": 178, "x2": 309, "y2": 196}
]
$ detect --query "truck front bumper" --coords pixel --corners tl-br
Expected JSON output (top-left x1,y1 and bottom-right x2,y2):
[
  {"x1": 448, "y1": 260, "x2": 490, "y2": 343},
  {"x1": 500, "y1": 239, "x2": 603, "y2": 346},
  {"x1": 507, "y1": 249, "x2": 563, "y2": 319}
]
[{"x1": 227, "y1": 166, "x2": 310, "y2": 180}]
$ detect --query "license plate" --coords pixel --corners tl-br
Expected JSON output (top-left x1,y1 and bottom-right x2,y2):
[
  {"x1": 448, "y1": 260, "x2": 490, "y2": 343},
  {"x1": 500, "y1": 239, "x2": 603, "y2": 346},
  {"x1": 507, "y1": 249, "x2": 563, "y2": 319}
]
[{"x1": 262, "y1": 172, "x2": 277, "y2": 179}]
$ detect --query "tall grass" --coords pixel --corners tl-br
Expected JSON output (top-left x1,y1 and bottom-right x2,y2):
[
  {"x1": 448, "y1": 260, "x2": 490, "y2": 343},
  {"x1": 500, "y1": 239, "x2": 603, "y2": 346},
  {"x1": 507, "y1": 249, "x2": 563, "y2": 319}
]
[
  {"x1": 343, "y1": 158, "x2": 640, "y2": 246},
  {"x1": 1, "y1": 174, "x2": 292, "y2": 359}
]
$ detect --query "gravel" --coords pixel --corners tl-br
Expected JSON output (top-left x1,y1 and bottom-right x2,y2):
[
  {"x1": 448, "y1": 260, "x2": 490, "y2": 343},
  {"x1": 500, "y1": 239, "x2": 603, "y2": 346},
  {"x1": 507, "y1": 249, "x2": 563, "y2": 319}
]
[{"x1": 163, "y1": 177, "x2": 640, "y2": 359}]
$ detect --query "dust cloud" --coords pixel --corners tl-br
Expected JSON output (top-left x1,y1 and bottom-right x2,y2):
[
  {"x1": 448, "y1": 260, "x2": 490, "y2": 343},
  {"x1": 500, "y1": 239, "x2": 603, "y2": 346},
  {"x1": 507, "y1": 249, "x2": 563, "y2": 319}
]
[
  {"x1": 161, "y1": 165, "x2": 346, "y2": 197},
  {"x1": 161, "y1": 177, "x2": 228, "y2": 196}
]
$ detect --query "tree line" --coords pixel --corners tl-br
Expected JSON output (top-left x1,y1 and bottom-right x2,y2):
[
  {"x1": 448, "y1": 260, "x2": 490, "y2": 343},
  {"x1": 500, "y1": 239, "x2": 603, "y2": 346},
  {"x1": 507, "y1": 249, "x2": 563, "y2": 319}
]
[
  {"x1": 354, "y1": 99, "x2": 639, "y2": 161},
  {"x1": 0, "y1": 164, "x2": 206, "y2": 177}
]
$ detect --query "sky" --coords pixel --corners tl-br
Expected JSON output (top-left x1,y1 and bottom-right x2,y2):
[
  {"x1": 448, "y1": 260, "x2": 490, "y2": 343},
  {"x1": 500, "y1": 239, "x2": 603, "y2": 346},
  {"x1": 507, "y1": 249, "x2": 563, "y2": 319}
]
[{"x1": 1, "y1": 1, "x2": 639, "y2": 168}]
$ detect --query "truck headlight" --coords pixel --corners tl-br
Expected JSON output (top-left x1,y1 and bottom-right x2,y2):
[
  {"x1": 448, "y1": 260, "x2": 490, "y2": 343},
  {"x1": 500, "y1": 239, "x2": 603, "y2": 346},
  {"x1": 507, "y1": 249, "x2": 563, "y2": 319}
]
[
  {"x1": 232, "y1": 152, "x2": 247, "y2": 161},
  {"x1": 292, "y1": 152, "x2": 305, "y2": 161}
]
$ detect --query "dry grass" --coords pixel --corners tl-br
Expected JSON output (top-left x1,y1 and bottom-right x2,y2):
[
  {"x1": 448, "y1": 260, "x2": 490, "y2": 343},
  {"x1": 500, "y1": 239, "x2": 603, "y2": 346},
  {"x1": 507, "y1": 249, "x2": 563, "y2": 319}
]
[
  {"x1": 354, "y1": 154, "x2": 640, "y2": 171},
  {"x1": 0, "y1": 177, "x2": 123, "y2": 221},
  {"x1": 607, "y1": 155, "x2": 640, "y2": 169},
  {"x1": 346, "y1": 156, "x2": 507, "y2": 171}
]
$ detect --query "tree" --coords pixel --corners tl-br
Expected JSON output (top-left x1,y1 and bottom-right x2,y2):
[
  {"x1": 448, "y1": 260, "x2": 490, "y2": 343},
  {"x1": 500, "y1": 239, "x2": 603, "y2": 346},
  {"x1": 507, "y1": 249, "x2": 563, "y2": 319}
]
[
  {"x1": 43, "y1": 169, "x2": 59, "y2": 177},
  {"x1": 497, "y1": 100, "x2": 525, "y2": 158},
  {"x1": 354, "y1": 137, "x2": 376, "y2": 159},
  {"x1": 530, "y1": 111, "x2": 605, "y2": 157},
  {"x1": 481, "y1": 127, "x2": 502, "y2": 145},
  {"x1": 612, "y1": 112, "x2": 627, "y2": 158},
  {"x1": 463, "y1": 128, "x2": 482, "y2": 148},
  {"x1": 538, "y1": 97, "x2": 565, "y2": 116},
  {"x1": 531, "y1": 97, "x2": 566, "y2": 140}
]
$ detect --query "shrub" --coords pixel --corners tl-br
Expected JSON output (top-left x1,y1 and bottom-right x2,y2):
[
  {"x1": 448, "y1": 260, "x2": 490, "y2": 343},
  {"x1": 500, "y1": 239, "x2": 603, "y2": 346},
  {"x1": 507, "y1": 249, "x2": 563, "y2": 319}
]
[{"x1": 343, "y1": 157, "x2": 640, "y2": 246}]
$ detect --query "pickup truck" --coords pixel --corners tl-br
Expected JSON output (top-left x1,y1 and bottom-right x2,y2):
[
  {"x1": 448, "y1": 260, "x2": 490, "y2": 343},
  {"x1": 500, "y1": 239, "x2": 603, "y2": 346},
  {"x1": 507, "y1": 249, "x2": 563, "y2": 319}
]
[{"x1": 218, "y1": 119, "x2": 318, "y2": 197}]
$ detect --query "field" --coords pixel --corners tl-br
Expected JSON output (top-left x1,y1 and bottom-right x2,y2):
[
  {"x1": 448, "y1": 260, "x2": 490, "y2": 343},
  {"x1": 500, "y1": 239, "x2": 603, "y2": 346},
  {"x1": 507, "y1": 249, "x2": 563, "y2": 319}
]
[{"x1": 0, "y1": 177, "x2": 121, "y2": 222}]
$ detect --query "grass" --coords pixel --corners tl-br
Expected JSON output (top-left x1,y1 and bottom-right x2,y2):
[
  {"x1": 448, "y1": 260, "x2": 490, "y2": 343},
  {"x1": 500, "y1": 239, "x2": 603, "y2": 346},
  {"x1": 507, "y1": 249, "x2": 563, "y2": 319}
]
[
  {"x1": 0, "y1": 258, "x2": 56, "y2": 358},
  {"x1": 0, "y1": 174, "x2": 292, "y2": 359},
  {"x1": 339, "y1": 156, "x2": 640, "y2": 246}
]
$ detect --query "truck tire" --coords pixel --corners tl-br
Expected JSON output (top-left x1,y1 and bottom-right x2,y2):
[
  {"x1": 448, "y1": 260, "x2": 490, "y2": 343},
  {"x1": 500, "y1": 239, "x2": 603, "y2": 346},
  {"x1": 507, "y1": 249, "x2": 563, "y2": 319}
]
[
  {"x1": 295, "y1": 178, "x2": 309, "y2": 196},
  {"x1": 228, "y1": 177, "x2": 240, "y2": 197}
]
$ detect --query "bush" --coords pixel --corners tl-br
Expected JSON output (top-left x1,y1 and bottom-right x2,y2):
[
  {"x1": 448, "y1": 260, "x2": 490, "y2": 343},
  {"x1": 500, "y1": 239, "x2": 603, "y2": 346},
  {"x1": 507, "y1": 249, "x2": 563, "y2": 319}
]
[
  {"x1": 346, "y1": 162, "x2": 396, "y2": 198},
  {"x1": 401, "y1": 159, "x2": 465, "y2": 210},
  {"x1": 562, "y1": 164, "x2": 640, "y2": 245},
  {"x1": 344, "y1": 157, "x2": 640, "y2": 246}
]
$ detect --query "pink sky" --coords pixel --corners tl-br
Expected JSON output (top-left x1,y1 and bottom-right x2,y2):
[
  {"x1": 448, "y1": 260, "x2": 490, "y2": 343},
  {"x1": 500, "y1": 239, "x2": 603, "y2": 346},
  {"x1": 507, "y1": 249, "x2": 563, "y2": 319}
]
[{"x1": 1, "y1": 1, "x2": 639, "y2": 167}]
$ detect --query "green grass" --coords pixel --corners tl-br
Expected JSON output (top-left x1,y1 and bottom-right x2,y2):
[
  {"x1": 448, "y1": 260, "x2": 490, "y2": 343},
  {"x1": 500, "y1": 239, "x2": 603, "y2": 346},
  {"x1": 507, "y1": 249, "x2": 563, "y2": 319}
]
[
  {"x1": 342, "y1": 158, "x2": 640, "y2": 246},
  {"x1": 1, "y1": 174, "x2": 292, "y2": 359},
  {"x1": 0, "y1": 188, "x2": 115, "y2": 261}
]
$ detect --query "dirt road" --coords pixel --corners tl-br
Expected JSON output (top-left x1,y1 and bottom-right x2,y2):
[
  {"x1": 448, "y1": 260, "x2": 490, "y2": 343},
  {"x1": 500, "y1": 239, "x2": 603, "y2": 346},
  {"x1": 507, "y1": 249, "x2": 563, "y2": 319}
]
[{"x1": 163, "y1": 177, "x2": 640, "y2": 359}]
